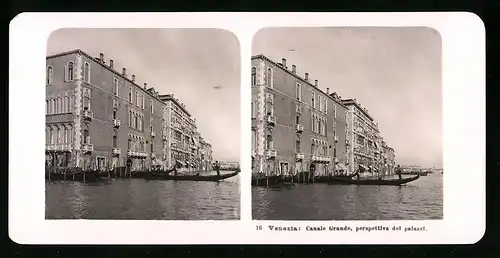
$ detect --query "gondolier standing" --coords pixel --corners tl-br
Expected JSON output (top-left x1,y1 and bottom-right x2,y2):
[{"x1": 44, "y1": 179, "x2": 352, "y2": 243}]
[
  {"x1": 214, "y1": 161, "x2": 221, "y2": 176},
  {"x1": 395, "y1": 165, "x2": 402, "y2": 180}
]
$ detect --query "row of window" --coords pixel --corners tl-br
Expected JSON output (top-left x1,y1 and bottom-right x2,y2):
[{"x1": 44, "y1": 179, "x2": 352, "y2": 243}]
[
  {"x1": 46, "y1": 125, "x2": 74, "y2": 145},
  {"x1": 46, "y1": 94, "x2": 75, "y2": 115},
  {"x1": 251, "y1": 66, "x2": 340, "y2": 117},
  {"x1": 46, "y1": 61, "x2": 91, "y2": 85},
  {"x1": 120, "y1": 84, "x2": 155, "y2": 114}
]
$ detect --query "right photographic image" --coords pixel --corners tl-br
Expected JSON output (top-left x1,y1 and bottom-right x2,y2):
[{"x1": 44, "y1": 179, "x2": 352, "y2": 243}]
[{"x1": 251, "y1": 27, "x2": 443, "y2": 220}]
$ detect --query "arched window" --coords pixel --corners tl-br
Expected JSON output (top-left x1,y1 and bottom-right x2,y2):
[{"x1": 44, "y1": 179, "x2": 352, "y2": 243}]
[
  {"x1": 64, "y1": 127, "x2": 68, "y2": 143},
  {"x1": 55, "y1": 127, "x2": 60, "y2": 144},
  {"x1": 46, "y1": 100, "x2": 49, "y2": 115},
  {"x1": 134, "y1": 113, "x2": 138, "y2": 129},
  {"x1": 83, "y1": 127, "x2": 89, "y2": 144},
  {"x1": 50, "y1": 129, "x2": 54, "y2": 144},
  {"x1": 63, "y1": 97, "x2": 68, "y2": 113},
  {"x1": 128, "y1": 138, "x2": 132, "y2": 149},
  {"x1": 67, "y1": 62, "x2": 74, "y2": 81},
  {"x1": 69, "y1": 96, "x2": 74, "y2": 112},
  {"x1": 51, "y1": 99, "x2": 55, "y2": 114},
  {"x1": 84, "y1": 62, "x2": 90, "y2": 82},
  {"x1": 112, "y1": 134, "x2": 117, "y2": 148},
  {"x1": 251, "y1": 67, "x2": 256, "y2": 86},
  {"x1": 68, "y1": 126, "x2": 73, "y2": 143},
  {"x1": 251, "y1": 129, "x2": 256, "y2": 151},
  {"x1": 266, "y1": 68, "x2": 272, "y2": 87},
  {"x1": 83, "y1": 92, "x2": 90, "y2": 110},
  {"x1": 45, "y1": 128, "x2": 49, "y2": 144},
  {"x1": 129, "y1": 111, "x2": 132, "y2": 127},
  {"x1": 46, "y1": 66, "x2": 53, "y2": 85}
]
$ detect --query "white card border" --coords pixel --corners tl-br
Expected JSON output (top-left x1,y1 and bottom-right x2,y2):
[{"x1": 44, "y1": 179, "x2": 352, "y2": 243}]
[{"x1": 9, "y1": 12, "x2": 485, "y2": 245}]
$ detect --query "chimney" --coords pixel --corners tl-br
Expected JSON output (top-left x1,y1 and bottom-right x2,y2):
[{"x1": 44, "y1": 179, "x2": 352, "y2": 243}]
[
  {"x1": 326, "y1": 88, "x2": 330, "y2": 95},
  {"x1": 109, "y1": 59, "x2": 114, "y2": 69},
  {"x1": 122, "y1": 68, "x2": 127, "y2": 77},
  {"x1": 292, "y1": 65, "x2": 296, "y2": 74},
  {"x1": 132, "y1": 75, "x2": 135, "y2": 82},
  {"x1": 282, "y1": 58, "x2": 287, "y2": 69},
  {"x1": 305, "y1": 73, "x2": 309, "y2": 81},
  {"x1": 314, "y1": 80, "x2": 318, "y2": 87},
  {"x1": 144, "y1": 82, "x2": 147, "y2": 89},
  {"x1": 99, "y1": 53, "x2": 104, "y2": 63}
]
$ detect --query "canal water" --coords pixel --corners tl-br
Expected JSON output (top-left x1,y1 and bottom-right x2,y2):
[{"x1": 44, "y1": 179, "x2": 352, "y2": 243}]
[
  {"x1": 46, "y1": 171, "x2": 240, "y2": 220},
  {"x1": 252, "y1": 173, "x2": 443, "y2": 220}
]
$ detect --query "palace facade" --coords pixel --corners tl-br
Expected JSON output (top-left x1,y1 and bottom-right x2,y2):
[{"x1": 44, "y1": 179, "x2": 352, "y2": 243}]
[
  {"x1": 342, "y1": 98, "x2": 396, "y2": 175},
  {"x1": 45, "y1": 49, "x2": 212, "y2": 172},
  {"x1": 251, "y1": 55, "x2": 348, "y2": 177}
]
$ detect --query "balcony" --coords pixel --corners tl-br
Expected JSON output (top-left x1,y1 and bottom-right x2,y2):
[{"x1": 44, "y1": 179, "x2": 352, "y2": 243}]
[
  {"x1": 150, "y1": 153, "x2": 156, "y2": 159},
  {"x1": 296, "y1": 124, "x2": 304, "y2": 133},
  {"x1": 82, "y1": 144, "x2": 94, "y2": 152},
  {"x1": 266, "y1": 149, "x2": 277, "y2": 158},
  {"x1": 83, "y1": 110, "x2": 93, "y2": 120},
  {"x1": 112, "y1": 148, "x2": 121, "y2": 155},
  {"x1": 127, "y1": 150, "x2": 136, "y2": 156},
  {"x1": 334, "y1": 157, "x2": 339, "y2": 163},
  {"x1": 151, "y1": 131, "x2": 156, "y2": 138},
  {"x1": 334, "y1": 136, "x2": 339, "y2": 142},
  {"x1": 46, "y1": 143, "x2": 72, "y2": 152},
  {"x1": 113, "y1": 119, "x2": 121, "y2": 128},
  {"x1": 295, "y1": 153, "x2": 304, "y2": 160},
  {"x1": 266, "y1": 115, "x2": 276, "y2": 126}
]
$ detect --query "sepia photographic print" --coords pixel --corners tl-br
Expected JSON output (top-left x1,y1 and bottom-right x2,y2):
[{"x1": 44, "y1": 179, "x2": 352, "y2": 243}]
[
  {"x1": 251, "y1": 27, "x2": 443, "y2": 220},
  {"x1": 44, "y1": 28, "x2": 241, "y2": 220},
  {"x1": 10, "y1": 12, "x2": 484, "y2": 245}
]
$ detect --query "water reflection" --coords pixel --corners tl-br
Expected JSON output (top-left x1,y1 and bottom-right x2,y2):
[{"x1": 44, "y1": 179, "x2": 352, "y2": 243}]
[{"x1": 46, "y1": 172, "x2": 240, "y2": 220}]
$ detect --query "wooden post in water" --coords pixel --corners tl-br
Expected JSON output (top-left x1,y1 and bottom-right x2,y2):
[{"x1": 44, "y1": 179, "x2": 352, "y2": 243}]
[
  {"x1": 64, "y1": 170, "x2": 66, "y2": 181},
  {"x1": 83, "y1": 171, "x2": 86, "y2": 182}
]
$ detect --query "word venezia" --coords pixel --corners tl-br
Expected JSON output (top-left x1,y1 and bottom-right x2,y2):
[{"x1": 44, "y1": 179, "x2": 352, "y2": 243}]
[{"x1": 259, "y1": 225, "x2": 353, "y2": 232}]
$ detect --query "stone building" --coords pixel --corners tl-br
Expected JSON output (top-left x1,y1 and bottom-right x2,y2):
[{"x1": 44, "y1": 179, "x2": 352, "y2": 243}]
[
  {"x1": 251, "y1": 55, "x2": 348, "y2": 177},
  {"x1": 45, "y1": 49, "x2": 212, "y2": 172}
]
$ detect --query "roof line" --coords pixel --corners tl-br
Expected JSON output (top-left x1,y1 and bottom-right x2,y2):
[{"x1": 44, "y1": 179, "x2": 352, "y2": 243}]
[{"x1": 251, "y1": 54, "x2": 348, "y2": 109}]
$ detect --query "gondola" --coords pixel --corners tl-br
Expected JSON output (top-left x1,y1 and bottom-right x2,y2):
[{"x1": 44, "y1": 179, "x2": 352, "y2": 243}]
[
  {"x1": 144, "y1": 171, "x2": 239, "y2": 182},
  {"x1": 251, "y1": 175, "x2": 280, "y2": 187},
  {"x1": 328, "y1": 174, "x2": 420, "y2": 186}
]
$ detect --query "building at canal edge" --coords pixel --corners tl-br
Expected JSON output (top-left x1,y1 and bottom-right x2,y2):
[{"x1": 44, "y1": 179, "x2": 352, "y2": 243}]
[
  {"x1": 45, "y1": 49, "x2": 213, "y2": 172},
  {"x1": 251, "y1": 55, "x2": 396, "y2": 177}
]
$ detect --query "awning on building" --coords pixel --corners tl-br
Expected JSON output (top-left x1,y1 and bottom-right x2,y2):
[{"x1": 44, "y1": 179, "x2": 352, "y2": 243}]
[
  {"x1": 359, "y1": 164, "x2": 368, "y2": 171},
  {"x1": 176, "y1": 160, "x2": 185, "y2": 166}
]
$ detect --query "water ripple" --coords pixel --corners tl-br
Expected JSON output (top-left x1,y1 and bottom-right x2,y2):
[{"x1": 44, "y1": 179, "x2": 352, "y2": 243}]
[
  {"x1": 252, "y1": 174, "x2": 442, "y2": 220},
  {"x1": 46, "y1": 173, "x2": 240, "y2": 220}
]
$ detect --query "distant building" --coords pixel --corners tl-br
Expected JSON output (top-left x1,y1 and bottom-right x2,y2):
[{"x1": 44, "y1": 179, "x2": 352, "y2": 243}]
[
  {"x1": 45, "y1": 49, "x2": 212, "y2": 172},
  {"x1": 251, "y1": 55, "x2": 348, "y2": 177},
  {"x1": 342, "y1": 98, "x2": 385, "y2": 175},
  {"x1": 199, "y1": 137, "x2": 213, "y2": 171}
]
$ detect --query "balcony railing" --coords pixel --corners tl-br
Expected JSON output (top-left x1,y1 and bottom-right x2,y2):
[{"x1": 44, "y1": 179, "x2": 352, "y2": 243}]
[
  {"x1": 334, "y1": 135, "x2": 339, "y2": 142},
  {"x1": 295, "y1": 153, "x2": 304, "y2": 160},
  {"x1": 82, "y1": 144, "x2": 94, "y2": 152},
  {"x1": 296, "y1": 124, "x2": 304, "y2": 133},
  {"x1": 151, "y1": 131, "x2": 156, "y2": 138},
  {"x1": 267, "y1": 115, "x2": 276, "y2": 126},
  {"x1": 112, "y1": 148, "x2": 121, "y2": 155},
  {"x1": 266, "y1": 149, "x2": 277, "y2": 158},
  {"x1": 46, "y1": 143, "x2": 72, "y2": 151},
  {"x1": 83, "y1": 110, "x2": 93, "y2": 120},
  {"x1": 113, "y1": 119, "x2": 121, "y2": 128}
]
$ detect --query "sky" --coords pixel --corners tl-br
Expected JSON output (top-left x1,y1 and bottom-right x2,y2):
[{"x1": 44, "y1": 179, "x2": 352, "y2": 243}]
[
  {"x1": 47, "y1": 28, "x2": 241, "y2": 162},
  {"x1": 253, "y1": 27, "x2": 442, "y2": 168}
]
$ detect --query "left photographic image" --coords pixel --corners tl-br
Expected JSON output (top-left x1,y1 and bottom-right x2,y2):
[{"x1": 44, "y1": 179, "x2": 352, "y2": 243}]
[{"x1": 45, "y1": 28, "x2": 241, "y2": 220}]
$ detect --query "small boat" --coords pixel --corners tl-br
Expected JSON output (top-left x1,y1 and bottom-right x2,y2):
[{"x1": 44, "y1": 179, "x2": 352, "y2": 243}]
[
  {"x1": 328, "y1": 175, "x2": 420, "y2": 186},
  {"x1": 252, "y1": 175, "x2": 280, "y2": 187},
  {"x1": 145, "y1": 171, "x2": 239, "y2": 182}
]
